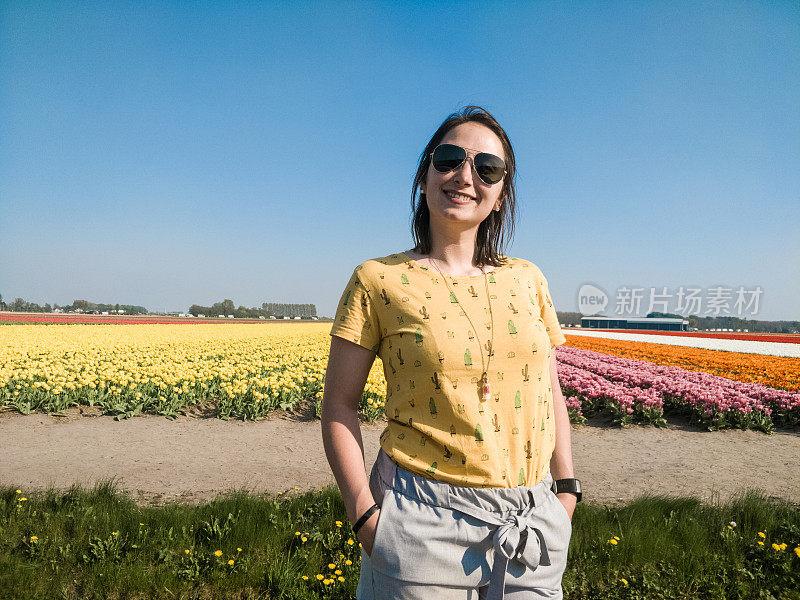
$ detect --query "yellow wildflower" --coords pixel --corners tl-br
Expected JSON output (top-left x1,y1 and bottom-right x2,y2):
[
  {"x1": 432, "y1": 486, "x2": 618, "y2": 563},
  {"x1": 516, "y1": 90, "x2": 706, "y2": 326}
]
[
  {"x1": 347, "y1": 538, "x2": 354, "y2": 545},
  {"x1": 302, "y1": 575, "x2": 308, "y2": 580},
  {"x1": 758, "y1": 531, "x2": 766, "y2": 538},
  {"x1": 237, "y1": 547, "x2": 242, "y2": 552},
  {"x1": 214, "y1": 550, "x2": 223, "y2": 557},
  {"x1": 758, "y1": 541, "x2": 764, "y2": 546},
  {"x1": 328, "y1": 563, "x2": 336, "y2": 569},
  {"x1": 316, "y1": 574, "x2": 324, "y2": 580},
  {"x1": 345, "y1": 559, "x2": 352, "y2": 565},
  {"x1": 335, "y1": 521, "x2": 343, "y2": 527},
  {"x1": 16, "y1": 490, "x2": 21, "y2": 494},
  {"x1": 30, "y1": 536, "x2": 38, "y2": 542},
  {"x1": 295, "y1": 531, "x2": 301, "y2": 535},
  {"x1": 335, "y1": 569, "x2": 342, "y2": 575},
  {"x1": 614, "y1": 536, "x2": 620, "y2": 541},
  {"x1": 185, "y1": 549, "x2": 190, "y2": 554},
  {"x1": 301, "y1": 536, "x2": 307, "y2": 542},
  {"x1": 794, "y1": 547, "x2": 800, "y2": 558},
  {"x1": 228, "y1": 559, "x2": 234, "y2": 565},
  {"x1": 620, "y1": 578, "x2": 628, "y2": 585},
  {"x1": 338, "y1": 576, "x2": 345, "y2": 582},
  {"x1": 19, "y1": 498, "x2": 27, "y2": 502},
  {"x1": 323, "y1": 579, "x2": 332, "y2": 585},
  {"x1": 607, "y1": 539, "x2": 618, "y2": 545}
]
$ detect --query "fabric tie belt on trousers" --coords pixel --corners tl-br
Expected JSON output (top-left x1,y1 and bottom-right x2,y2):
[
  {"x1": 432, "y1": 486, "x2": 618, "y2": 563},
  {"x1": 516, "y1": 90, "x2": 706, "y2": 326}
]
[{"x1": 379, "y1": 451, "x2": 556, "y2": 600}]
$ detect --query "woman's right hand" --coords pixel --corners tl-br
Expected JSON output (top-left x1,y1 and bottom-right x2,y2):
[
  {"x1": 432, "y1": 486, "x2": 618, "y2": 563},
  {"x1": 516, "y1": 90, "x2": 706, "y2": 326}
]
[{"x1": 357, "y1": 509, "x2": 381, "y2": 558}]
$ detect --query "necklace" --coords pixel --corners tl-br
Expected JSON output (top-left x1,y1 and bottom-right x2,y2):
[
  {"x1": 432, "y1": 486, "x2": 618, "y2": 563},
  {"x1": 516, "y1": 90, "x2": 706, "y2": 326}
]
[{"x1": 427, "y1": 256, "x2": 495, "y2": 402}]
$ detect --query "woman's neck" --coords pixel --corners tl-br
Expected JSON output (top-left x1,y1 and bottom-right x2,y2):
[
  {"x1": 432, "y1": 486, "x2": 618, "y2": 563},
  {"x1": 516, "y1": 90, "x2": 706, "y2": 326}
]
[{"x1": 405, "y1": 247, "x2": 494, "y2": 276}]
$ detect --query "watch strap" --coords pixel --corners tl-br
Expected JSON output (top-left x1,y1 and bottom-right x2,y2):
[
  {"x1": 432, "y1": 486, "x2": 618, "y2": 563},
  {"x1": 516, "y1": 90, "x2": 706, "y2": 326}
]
[{"x1": 554, "y1": 478, "x2": 582, "y2": 502}]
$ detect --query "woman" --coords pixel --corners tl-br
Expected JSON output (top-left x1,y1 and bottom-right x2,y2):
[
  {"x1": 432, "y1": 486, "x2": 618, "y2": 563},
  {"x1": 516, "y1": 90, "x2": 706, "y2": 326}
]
[{"x1": 321, "y1": 106, "x2": 580, "y2": 600}]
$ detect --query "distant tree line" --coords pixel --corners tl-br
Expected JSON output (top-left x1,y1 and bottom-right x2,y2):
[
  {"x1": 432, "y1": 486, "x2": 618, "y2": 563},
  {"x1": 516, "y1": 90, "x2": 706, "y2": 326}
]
[
  {"x1": 0, "y1": 294, "x2": 147, "y2": 315},
  {"x1": 557, "y1": 310, "x2": 799, "y2": 333},
  {"x1": 188, "y1": 300, "x2": 317, "y2": 319}
]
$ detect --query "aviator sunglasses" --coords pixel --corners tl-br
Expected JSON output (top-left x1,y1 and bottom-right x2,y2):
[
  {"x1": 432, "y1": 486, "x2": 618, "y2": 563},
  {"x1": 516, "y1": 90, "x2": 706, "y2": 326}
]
[{"x1": 430, "y1": 143, "x2": 506, "y2": 185}]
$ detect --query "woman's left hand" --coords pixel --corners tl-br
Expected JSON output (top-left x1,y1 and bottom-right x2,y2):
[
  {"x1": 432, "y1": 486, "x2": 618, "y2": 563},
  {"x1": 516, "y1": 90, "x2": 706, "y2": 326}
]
[{"x1": 556, "y1": 492, "x2": 577, "y2": 521}]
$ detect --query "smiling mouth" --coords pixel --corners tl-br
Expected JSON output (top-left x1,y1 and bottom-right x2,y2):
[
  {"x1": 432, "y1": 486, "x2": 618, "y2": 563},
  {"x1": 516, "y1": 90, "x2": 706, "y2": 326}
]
[{"x1": 444, "y1": 190, "x2": 476, "y2": 203}]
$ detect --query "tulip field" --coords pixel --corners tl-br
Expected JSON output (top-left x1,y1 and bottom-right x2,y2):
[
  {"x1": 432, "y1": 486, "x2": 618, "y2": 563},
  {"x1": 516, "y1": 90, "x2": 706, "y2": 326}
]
[{"x1": 1, "y1": 322, "x2": 798, "y2": 433}]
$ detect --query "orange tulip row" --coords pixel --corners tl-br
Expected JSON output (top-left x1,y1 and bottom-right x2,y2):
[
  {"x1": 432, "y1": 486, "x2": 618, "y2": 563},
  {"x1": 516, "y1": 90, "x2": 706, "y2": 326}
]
[{"x1": 562, "y1": 335, "x2": 798, "y2": 392}]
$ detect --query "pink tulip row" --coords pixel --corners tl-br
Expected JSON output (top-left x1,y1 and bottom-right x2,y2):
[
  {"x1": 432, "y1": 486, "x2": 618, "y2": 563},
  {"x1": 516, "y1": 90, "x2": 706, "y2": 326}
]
[
  {"x1": 554, "y1": 346, "x2": 800, "y2": 431},
  {"x1": 556, "y1": 360, "x2": 666, "y2": 427}
]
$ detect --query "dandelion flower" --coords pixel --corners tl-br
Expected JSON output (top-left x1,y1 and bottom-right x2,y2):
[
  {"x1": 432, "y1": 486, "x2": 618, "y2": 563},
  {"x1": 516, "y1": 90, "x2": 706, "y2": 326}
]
[
  {"x1": 30, "y1": 536, "x2": 38, "y2": 542},
  {"x1": 328, "y1": 563, "x2": 336, "y2": 569},
  {"x1": 794, "y1": 547, "x2": 800, "y2": 559},
  {"x1": 323, "y1": 579, "x2": 332, "y2": 585},
  {"x1": 16, "y1": 490, "x2": 21, "y2": 494},
  {"x1": 758, "y1": 531, "x2": 766, "y2": 538},
  {"x1": 607, "y1": 539, "x2": 618, "y2": 545},
  {"x1": 20, "y1": 498, "x2": 27, "y2": 502},
  {"x1": 112, "y1": 531, "x2": 118, "y2": 536},
  {"x1": 338, "y1": 576, "x2": 345, "y2": 582},
  {"x1": 295, "y1": 531, "x2": 301, "y2": 536},
  {"x1": 772, "y1": 543, "x2": 781, "y2": 551},
  {"x1": 345, "y1": 559, "x2": 352, "y2": 565},
  {"x1": 335, "y1": 521, "x2": 343, "y2": 527},
  {"x1": 237, "y1": 547, "x2": 242, "y2": 552},
  {"x1": 228, "y1": 559, "x2": 234, "y2": 565},
  {"x1": 215, "y1": 550, "x2": 223, "y2": 557},
  {"x1": 758, "y1": 541, "x2": 764, "y2": 546},
  {"x1": 185, "y1": 549, "x2": 190, "y2": 554},
  {"x1": 347, "y1": 539, "x2": 354, "y2": 545},
  {"x1": 301, "y1": 536, "x2": 307, "y2": 542},
  {"x1": 335, "y1": 569, "x2": 342, "y2": 575},
  {"x1": 620, "y1": 578, "x2": 628, "y2": 585},
  {"x1": 316, "y1": 574, "x2": 324, "y2": 580},
  {"x1": 139, "y1": 522, "x2": 144, "y2": 526},
  {"x1": 613, "y1": 536, "x2": 620, "y2": 541},
  {"x1": 302, "y1": 575, "x2": 308, "y2": 580}
]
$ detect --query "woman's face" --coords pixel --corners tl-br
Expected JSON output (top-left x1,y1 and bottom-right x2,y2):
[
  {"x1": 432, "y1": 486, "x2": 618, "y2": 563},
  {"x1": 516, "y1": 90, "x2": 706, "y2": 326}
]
[{"x1": 421, "y1": 122, "x2": 506, "y2": 229}]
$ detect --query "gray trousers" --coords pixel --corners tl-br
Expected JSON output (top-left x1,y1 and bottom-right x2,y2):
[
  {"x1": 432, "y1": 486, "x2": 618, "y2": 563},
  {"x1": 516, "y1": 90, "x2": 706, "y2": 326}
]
[{"x1": 357, "y1": 448, "x2": 572, "y2": 600}]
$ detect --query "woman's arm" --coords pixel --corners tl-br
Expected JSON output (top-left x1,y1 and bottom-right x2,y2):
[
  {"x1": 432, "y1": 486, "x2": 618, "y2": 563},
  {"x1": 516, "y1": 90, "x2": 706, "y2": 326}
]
[
  {"x1": 320, "y1": 335, "x2": 382, "y2": 553},
  {"x1": 548, "y1": 353, "x2": 577, "y2": 519}
]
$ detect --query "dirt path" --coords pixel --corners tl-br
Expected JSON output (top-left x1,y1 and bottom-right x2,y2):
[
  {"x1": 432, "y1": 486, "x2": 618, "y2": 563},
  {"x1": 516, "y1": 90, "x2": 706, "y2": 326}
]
[{"x1": 2, "y1": 406, "x2": 798, "y2": 508}]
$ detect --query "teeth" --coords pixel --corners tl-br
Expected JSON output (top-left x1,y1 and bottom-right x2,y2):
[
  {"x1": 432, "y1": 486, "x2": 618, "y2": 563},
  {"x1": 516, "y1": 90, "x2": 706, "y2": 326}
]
[{"x1": 447, "y1": 191, "x2": 473, "y2": 201}]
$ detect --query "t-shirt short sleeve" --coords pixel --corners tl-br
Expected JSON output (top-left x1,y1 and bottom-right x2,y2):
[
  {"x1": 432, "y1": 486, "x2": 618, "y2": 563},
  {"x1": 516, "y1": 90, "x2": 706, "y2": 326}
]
[
  {"x1": 538, "y1": 271, "x2": 567, "y2": 348},
  {"x1": 329, "y1": 266, "x2": 381, "y2": 353}
]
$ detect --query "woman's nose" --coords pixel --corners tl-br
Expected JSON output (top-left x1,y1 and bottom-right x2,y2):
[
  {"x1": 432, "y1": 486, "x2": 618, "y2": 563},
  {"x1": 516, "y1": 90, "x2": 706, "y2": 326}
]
[{"x1": 453, "y1": 156, "x2": 474, "y2": 184}]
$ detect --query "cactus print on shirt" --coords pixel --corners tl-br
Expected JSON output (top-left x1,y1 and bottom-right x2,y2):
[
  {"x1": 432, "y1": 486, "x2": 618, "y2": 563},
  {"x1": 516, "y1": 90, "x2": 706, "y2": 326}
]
[{"x1": 329, "y1": 253, "x2": 568, "y2": 488}]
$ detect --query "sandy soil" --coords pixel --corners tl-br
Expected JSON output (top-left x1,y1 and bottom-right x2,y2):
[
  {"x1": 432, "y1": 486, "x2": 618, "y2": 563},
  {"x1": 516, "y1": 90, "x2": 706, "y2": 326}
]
[{"x1": 2, "y1": 404, "x2": 798, "y2": 508}]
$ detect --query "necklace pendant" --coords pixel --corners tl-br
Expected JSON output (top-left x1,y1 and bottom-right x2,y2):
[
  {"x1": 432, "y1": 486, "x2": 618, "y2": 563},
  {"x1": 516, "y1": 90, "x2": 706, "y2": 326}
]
[{"x1": 481, "y1": 376, "x2": 491, "y2": 401}]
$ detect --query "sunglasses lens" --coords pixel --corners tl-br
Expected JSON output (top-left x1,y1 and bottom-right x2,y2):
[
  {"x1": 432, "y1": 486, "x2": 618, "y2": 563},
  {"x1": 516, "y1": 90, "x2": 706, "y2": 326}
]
[
  {"x1": 475, "y1": 153, "x2": 506, "y2": 185},
  {"x1": 432, "y1": 144, "x2": 466, "y2": 173}
]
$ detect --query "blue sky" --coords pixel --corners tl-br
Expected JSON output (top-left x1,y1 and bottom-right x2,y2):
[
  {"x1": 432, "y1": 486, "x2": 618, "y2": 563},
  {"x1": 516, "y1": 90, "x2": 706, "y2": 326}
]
[{"x1": 1, "y1": 1, "x2": 798, "y2": 321}]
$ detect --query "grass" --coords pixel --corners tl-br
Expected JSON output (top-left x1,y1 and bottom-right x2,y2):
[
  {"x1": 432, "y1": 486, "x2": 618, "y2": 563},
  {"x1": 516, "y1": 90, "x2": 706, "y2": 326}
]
[{"x1": 1, "y1": 480, "x2": 798, "y2": 600}]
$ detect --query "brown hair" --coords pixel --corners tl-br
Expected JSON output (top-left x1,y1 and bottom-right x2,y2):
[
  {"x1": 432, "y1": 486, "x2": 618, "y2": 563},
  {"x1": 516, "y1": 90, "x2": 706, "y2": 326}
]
[{"x1": 410, "y1": 105, "x2": 517, "y2": 267}]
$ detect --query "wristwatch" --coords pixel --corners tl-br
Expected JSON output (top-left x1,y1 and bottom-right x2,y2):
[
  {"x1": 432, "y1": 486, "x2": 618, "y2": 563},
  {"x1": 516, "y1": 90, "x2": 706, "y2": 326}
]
[{"x1": 554, "y1": 478, "x2": 582, "y2": 502}]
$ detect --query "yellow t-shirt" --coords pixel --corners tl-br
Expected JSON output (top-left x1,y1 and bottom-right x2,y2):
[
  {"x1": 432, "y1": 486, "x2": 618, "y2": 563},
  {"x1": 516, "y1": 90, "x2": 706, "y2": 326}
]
[{"x1": 329, "y1": 252, "x2": 567, "y2": 488}]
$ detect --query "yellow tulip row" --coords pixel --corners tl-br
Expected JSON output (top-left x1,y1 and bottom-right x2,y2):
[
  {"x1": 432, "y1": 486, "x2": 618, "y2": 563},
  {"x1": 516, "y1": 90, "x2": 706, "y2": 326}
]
[{"x1": 0, "y1": 324, "x2": 386, "y2": 419}]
